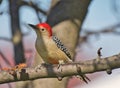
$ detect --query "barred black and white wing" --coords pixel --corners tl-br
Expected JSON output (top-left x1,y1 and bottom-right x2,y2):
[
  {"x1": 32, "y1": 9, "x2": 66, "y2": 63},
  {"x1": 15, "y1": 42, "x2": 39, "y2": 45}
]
[{"x1": 52, "y1": 36, "x2": 71, "y2": 59}]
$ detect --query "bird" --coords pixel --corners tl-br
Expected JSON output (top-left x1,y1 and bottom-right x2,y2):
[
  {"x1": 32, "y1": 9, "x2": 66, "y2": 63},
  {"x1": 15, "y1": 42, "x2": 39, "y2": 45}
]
[
  {"x1": 28, "y1": 23, "x2": 72, "y2": 64},
  {"x1": 28, "y1": 23, "x2": 90, "y2": 83}
]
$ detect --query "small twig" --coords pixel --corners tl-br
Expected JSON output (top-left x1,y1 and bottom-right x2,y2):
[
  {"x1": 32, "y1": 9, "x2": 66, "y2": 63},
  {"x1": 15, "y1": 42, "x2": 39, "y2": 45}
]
[
  {"x1": 97, "y1": 47, "x2": 102, "y2": 58},
  {"x1": 0, "y1": 11, "x2": 3, "y2": 15},
  {"x1": 106, "y1": 69, "x2": 112, "y2": 75},
  {"x1": 79, "y1": 23, "x2": 120, "y2": 44},
  {"x1": 22, "y1": 32, "x2": 31, "y2": 36},
  {"x1": 76, "y1": 64, "x2": 90, "y2": 83},
  {"x1": 21, "y1": 1, "x2": 47, "y2": 15},
  {"x1": 0, "y1": 37, "x2": 12, "y2": 42},
  {"x1": 0, "y1": 50, "x2": 11, "y2": 66}
]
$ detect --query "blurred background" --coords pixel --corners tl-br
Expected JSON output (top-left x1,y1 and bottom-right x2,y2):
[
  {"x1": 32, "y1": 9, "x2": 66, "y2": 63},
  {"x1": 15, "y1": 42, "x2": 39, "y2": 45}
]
[{"x1": 0, "y1": 0, "x2": 120, "y2": 88}]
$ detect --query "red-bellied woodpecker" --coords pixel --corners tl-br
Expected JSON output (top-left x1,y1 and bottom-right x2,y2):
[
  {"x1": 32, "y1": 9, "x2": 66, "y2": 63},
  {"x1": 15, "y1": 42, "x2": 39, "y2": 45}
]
[
  {"x1": 28, "y1": 23, "x2": 90, "y2": 83},
  {"x1": 28, "y1": 23, "x2": 72, "y2": 64}
]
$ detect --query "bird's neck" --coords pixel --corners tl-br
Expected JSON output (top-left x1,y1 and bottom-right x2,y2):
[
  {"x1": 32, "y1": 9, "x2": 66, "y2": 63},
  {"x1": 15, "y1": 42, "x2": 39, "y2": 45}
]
[
  {"x1": 36, "y1": 35, "x2": 52, "y2": 43},
  {"x1": 38, "y1": 34, "x2": 51, "y2": 38},
  {"x1": 35, "y1": 35, "x2": 52, "y2": 55}
]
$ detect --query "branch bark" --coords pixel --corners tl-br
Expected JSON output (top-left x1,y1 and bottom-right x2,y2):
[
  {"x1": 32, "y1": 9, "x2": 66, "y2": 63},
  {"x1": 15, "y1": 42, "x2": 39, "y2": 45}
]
[{"x1": 0, "y1": 53, "x2": 120, "y2": 84}]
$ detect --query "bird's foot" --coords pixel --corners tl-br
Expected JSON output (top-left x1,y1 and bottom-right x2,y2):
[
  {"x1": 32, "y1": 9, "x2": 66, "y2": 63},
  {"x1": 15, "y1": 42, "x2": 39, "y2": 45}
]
[
  {"x1": 35, "y1": 63, "x2": 51, "y2": 71},
  {"x1": 57, "y1": 60, "x2": 64, "y2": 73}
]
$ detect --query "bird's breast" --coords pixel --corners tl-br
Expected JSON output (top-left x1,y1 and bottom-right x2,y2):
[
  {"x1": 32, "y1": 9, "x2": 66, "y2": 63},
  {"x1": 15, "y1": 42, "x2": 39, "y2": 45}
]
[
  {"x1": 35, "y1": 38, "x2": 71, "y2": 64},
  {"x1": 35, "y1": 38, "x2": 58, "y2": 58}
]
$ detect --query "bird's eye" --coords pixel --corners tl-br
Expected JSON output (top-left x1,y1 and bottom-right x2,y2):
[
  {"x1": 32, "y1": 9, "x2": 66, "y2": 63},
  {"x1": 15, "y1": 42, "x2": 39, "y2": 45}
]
[{"x1": 41, "y1": 28, "x2": 45, "y2": 31}]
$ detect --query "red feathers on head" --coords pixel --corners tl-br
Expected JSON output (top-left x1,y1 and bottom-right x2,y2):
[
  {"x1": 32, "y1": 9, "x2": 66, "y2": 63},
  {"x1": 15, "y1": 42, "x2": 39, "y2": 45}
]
[{"x1": 36, "y1": 23, "x2": 52, "y2": 37}]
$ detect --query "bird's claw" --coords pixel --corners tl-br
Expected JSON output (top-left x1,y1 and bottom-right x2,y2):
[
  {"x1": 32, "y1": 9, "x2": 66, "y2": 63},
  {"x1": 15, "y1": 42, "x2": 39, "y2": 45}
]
[
  {"x1": 57, "y1": 64, "x2": 61, "y2": 69},
  {"x1": 57, "y1": 64, "x2": 62, "y2": 73},
  {"x1": 35, "y1": 63, "x2": 52, "y2": 72},
  {"x1": 57, "y1": 60, "x2": 64, "y2": 72}
]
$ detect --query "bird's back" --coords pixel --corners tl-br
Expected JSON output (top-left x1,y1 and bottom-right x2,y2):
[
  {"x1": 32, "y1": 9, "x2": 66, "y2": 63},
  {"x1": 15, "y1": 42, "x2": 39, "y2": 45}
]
[{"x1": 52, "y1": 36, "x2": 72, "y2": 59}]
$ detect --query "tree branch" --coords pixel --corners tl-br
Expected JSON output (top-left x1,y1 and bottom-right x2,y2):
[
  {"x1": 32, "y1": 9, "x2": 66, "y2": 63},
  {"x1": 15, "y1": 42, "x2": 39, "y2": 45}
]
[
  {"x1": 0, "y1": 53, "x2": 120, "y2": 84},
  {"x1": 79, "y1": 23, "x2": 120, "y2": 44},
  {"x1": 20, "y1": 1, "x2": 47, "y2": 15},
  {"x1": 0, "y1": 37, "x2": 12, "y2": 42}
]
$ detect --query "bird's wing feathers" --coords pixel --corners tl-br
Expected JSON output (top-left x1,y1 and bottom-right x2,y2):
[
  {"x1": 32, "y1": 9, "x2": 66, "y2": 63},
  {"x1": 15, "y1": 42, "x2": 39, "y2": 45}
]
[{"x1": 52, "y1": 36, "x2": 72, "y2": 59}]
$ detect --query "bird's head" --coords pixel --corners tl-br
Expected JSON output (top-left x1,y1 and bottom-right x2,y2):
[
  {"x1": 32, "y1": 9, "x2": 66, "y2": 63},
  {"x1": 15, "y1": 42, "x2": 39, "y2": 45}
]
[{"x1": 28, "y1": 23, "x2": 52, "y2": 37}]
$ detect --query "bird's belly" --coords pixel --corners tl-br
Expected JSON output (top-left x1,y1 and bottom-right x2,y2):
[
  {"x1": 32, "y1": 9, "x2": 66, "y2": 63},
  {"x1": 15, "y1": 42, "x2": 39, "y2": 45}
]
[
  {"x1": 37, "y1": 48, "x2": 68, "y2": 64},
  {"x1": 47, "y1": 58, "x2": 59, "y2": 64},
  {"x1": 40, "y1": 50, "x2": 60, "y2": 64},
  {"x1": 36, "y1": 46, "x2": 55, "y2": 60},
  {"x1": 36, "y1": 39, "x2": 70, "y2": 64}
]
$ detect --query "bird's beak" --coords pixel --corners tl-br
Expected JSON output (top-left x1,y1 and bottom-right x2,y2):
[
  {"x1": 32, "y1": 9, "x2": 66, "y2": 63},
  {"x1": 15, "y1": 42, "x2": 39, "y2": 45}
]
[{"x1": 28, "y1": 24, "x2": 37, "y2": 29}]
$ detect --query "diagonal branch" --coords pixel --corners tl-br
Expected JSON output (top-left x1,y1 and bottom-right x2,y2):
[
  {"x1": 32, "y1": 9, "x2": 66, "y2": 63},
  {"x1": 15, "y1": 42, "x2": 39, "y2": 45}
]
[
  {"x1": 79, "y1": 23, "x2": 120, "y2": 44},
  {"x1": 0, "y1": 53, "x2": 120, "y2": 84},
  {"x1": 0, "y1": 37, "x2": 12, "y2": 42},
  {"x1": 84, "y1": 23, "x2": 120, "y2": 35},
  {"x1": 0, "y1": 50, "x2": 11, "y2": 66},
  {"x1": 20, "y1": 1, "x2": 47, "y2": 15}
]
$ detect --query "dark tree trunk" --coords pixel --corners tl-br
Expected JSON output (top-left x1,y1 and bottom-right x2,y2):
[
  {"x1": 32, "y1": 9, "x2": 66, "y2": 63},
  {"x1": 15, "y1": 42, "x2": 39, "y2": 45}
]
[{"x1": 9, "y1": 0, "x2": 25, "y2": 64}]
